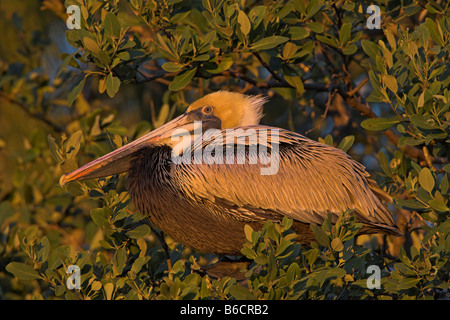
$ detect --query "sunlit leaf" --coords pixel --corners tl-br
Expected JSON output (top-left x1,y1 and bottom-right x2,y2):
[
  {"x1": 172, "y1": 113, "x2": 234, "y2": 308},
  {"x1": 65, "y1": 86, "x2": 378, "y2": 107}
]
[
  {"x1": 251, "y1": 36, "x2": 289, "y2": 51},
  {"x1": 106, "y1": 73, "x2": 121, "y2": 98},
  {"x1": 6, "y1": 262, "x2": 41, "y2": 280},
  {"x1": 361, "y1": 117, "x2": 400, "y2": 131},
  {"x1": 419, "y1": 167, "x2": 435, "y2": 194},
  {"x1": 169, "y1": 67, "x2": 197, "y2": 91}
]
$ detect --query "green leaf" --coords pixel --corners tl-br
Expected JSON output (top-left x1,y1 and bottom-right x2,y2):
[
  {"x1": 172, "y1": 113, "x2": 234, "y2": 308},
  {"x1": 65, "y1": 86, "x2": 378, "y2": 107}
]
[
  {"x1": 339, "y1": 22, "x2": 352, "y2": 45},
  {"x1": 311, "y1": 224, "x2": 330, "y2": 247},
  {"x1": 131, "y1": 256, "x2": 148, "y2": 274},
  {"x1": 248, "y1": 5, "x2": 266, "y2": 29},
  {"x1": 321, "y1": 134, "x2": 333, "y2": 146},
  {"x1": 244, "y1": 224, "x2": 254, "y2": 242},
  {"x1": 316, "y1": 35, "x2": 339, "y2": 48},
  {"x1": 194, "y1": 54, "x2": 211, "y2": 62},
  {"x1": 47, "y1": 135, "x2": 63, "y2": 163},
  {"x1": 360, "y1": 117, "x2": 400, "y2": 131},
  {"x1": 65, "y1": 130, "x2": 83, "y2": 159},
  {"x1": 304, "y1": 248, "x2": 319, "y2": 265},
  {"x1": 162, "y1": 62, "x2": 184, "y2": 72},
  {"x1": 282, "y1": 42, "x2": 298, "y2": 60},
  {"x1": 419, "y1": 167, "x2": 434, "y2": 194},
  {"x1": 428, "y1": 199, "x2": 449, "y2": 212},
  {"x1": 57, "y1": 52, "x2": 80, "y2": 78},
  {"x1": 417, "y1": 91, "x2": 425, "y2": 108},
  {"x1": 307, "y1": 21, "x2": 324, "y2": 33},
  {"x1": 289, "y1": 26, "x2": 310, "y2": 40},
  {"x1": 98, "y1": 76, "x2": 106, "y2": 94},
  {"x1": 237, "y1": 10, "x2": 251, "y2": 36},
  {"x1": 326, "y1": 267, "x2": 346, "y2": 279},
  {"x1": 67, "y1": 182, "x2": 84, "y2": 196},
  {"x1": 337, "y1": 135, "x2": 355, "y2": 152},
  {"x1": 425, "y1": 18, "x2": 444, "y2": 46},
  {"x1": 383, "y1": 74, "x2": 398, "y2": 92},
  {"x1": 104, "y1": 12, "x2": 121, "y2": 38},
  {"x1": 425, "y1": 132, "x2": 448, "y2": 144},
  {"x1": 204, "y1": 56, "x2": 233, "y2": 74},
  {"x1": 97, "y1": 50, "x2": 111, "y2": 66},
  {"x1": 440, "y1": 173, "x2": 448, "y2": 195},
  {"x1": 306, "y1": 0, "x2": 322, "y2": 19},
  {"x1": 398, "y1": 136, "x2": 425, "y2": 147},
  {"x1": 126, "y1": 224, "x2": 151, "y2": 239},
  {"x1": 251, "y1": 36, "x2": 289, "y2": 51},
  {"x1": 83, "y1": 37, "x2": 101, "y2": 54},
  {"x1": 90, "y1": 208, "x2": 108, "y2": 228},
  {"x1": 6, "y1": 262, "x2": 42, "y2": 280},
  {"x1": 282, "y1": 216, "x2": 293, "y2": 230},
  {"x1": 410, "y1": 114, "x2": 440, "y2": 130},
  {"x1": 254, "y1": 254, "x2": 268, "y2": 265},
  {"x1": 228, "y1": 285, "x2": 256, "y2": 300},
  {"x1": 60, "y1": 158, "x2": 78, "y2": 174},
  {"x1": 35, "y1": 236, "x2": 50, "y2": 263},
  {"x1": 0, "y1": 201, "x2": 14, "y2": 226},
  {"x1": 104, "y1": 282, "x2": 114, "y2": 300},
  {"x1": 169, "y1": 67, "x2": 197, "y2": 91},
  {"x1": 378, "y1": 150, "x2": 391, "y2": 177},
  {"x1": 342, "y1": 44, "x2": 358, "y2": 55},
  {"x1": 361, "y1": 40, "x2": 379, "y2": 60},
  {"x1": 155, "y1": 33, "x2": 178, "y2": 60},
  {"x1": 409, "y1": 159, "x2": 422, "y2": 174},
  {"x1": 276, "y1": 239, "x2": 293, "y2": 257},
  {"x1": 67, "y1": 75, "x2": 86, "y2": 107},
  {"x1": 384, "y1": 29, "x2": 397, "y2": 51},
  {"x1": 106, "y1": 73, "x2": 121, "y2": 98},
  {"x1": 284, "y1": 75, "x2": 304, "y2": 95},
  {"x1": 202, "y1": 0, "x2": 214, "y2": 12},
  {"x1": 331, "y1": 238, "x2": 344, "y2": 252},
  {"x1": 113, "y1": 246, "x2": 127, "y2": 274},
  {"x1": 444, "y1": 164, "x2": 450, "y2": 173},
  {"x1": 396, "y1": 199, "x2": 428, "y2": 210},
  {"x1": 398, "y1": 277, "x2": 421, "y2": 290}
]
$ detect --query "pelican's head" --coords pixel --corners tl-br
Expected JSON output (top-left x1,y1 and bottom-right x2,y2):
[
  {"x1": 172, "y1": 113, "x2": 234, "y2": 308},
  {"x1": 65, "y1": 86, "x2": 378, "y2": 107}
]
[
  {"x1": 59, "y1": 91, "x2": 267, "y2": 185},
  {"x1": 186, "y1": 91, "x2": 266, "y2": 129}
]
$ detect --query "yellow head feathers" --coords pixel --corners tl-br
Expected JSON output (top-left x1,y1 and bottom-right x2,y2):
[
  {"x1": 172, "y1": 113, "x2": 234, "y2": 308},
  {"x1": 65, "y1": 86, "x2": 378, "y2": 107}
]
[{"x1": 187, "y1": 91, "x2": 267, "y2": 129}]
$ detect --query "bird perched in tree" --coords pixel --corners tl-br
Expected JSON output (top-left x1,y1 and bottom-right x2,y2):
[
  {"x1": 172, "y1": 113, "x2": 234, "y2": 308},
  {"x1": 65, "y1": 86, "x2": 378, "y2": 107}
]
[{"x1": 60, "y1": 91, "x2": 401, "y2": 255}]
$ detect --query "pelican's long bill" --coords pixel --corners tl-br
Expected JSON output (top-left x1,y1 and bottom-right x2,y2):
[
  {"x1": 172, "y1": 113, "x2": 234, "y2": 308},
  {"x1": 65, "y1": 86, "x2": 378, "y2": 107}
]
[{"x1": 59, "y1": 114, "x2": 190, "y2": 186}]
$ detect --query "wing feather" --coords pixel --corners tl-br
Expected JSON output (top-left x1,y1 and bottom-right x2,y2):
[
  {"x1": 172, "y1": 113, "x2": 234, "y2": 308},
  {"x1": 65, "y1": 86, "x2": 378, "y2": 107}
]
[{"x1": 171, "y1": 126, "x2": 395, "y2": 228}]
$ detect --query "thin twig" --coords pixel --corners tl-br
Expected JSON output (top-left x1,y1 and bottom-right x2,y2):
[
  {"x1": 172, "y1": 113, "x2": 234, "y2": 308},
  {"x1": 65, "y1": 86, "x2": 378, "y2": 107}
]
[
  {"x1": 306, "y1": 86, "x2": 338, "y2": 134},
  {"x1": 347, "y1": 78, "x2": 368, "y2": 97},
  {"x1": 252, "y1": 52, "x2": 289, "y2": 86},
  {"x1": 422, "y1": 146, "x2": 435, "y2": 171}
]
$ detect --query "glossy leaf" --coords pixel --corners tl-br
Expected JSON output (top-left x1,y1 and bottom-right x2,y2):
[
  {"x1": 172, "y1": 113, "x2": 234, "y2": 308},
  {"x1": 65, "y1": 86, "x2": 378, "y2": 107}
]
[
  {"x1": 67, "y1": 75, "x2": 86, "y2": 107},
  {"x1": 237, "y1": 10, "x2": 251, "y2": 35},
  {"x1": 6, "y1": 262, "x2": 41, "y2": 280},
  {"x1": 169, "y1": 68, "x2": 197, "y2": 91},
  {"x1": 106, "y1": 73, "x2": 121, "y2": 98},
  {"x1": 361, "y1": 117, "x2": 400, "y2": 131},
  {"x1": 419, "y1": 168, "x2": 435, "y2": 194},
  {"x1": 251, "y1": 36, "x2": 289, "y2": 51}
]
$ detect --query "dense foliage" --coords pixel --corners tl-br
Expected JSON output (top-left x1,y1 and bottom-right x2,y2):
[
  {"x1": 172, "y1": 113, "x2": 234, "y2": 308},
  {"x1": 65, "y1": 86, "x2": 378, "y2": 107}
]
[{"x1": 0, "y1": 0, "x2": 448, "y2": 300}]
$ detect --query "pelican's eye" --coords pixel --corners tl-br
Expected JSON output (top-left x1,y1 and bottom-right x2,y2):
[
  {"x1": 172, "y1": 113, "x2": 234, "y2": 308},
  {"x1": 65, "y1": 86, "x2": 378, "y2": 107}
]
[{"x1": 202, "y1": 105, "x2": 213, "y2": 114}]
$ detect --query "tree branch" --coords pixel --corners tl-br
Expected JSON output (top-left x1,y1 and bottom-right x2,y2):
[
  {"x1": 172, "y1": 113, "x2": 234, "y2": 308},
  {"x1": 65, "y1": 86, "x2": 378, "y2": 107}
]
[
  {"x1": 0, "y1": 91, "x2": 63, "y2": 133},
  {"x1": 252, "y1": 52, "x2": 290, "y2": 86}
]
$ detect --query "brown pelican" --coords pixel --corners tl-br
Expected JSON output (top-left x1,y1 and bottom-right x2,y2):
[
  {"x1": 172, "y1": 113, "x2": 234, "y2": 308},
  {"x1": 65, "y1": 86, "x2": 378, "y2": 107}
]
[{"x1": 60, "y1": 91, "x2": 400, "y2": 255}]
